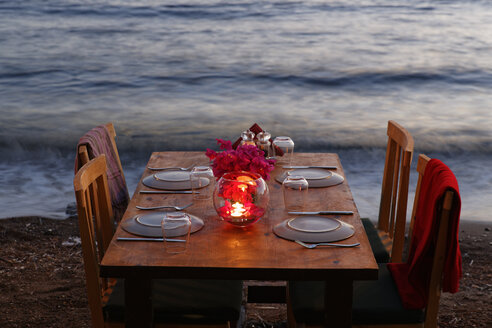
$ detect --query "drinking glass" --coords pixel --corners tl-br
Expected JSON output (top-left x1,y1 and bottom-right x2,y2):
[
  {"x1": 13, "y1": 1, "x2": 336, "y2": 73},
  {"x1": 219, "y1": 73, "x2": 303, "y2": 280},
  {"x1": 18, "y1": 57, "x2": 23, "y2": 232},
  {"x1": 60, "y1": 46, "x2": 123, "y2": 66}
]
[
  {"x1": 273, "y1": 136, "x2": 294, "y2": 165},
  {"x1": 190, "y1": 166, "x2": 215, "y2": 201},
  {"x1": 161, "y1": 212, "x2": 191, "y2": 254},
  {"x1": 282, "y1": 175, "x2": 308, "y2": 211}
]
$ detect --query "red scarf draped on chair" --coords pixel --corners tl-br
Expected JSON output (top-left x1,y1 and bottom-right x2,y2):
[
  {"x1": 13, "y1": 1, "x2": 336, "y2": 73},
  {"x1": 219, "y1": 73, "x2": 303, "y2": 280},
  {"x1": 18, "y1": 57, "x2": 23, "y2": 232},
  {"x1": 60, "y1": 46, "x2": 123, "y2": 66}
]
[
  {"x1": 388, "y1": 159, "x2": 462, "y2": 309},
  {"x1": 74, "y1": 124, "x2": 129, "y2": 222}
]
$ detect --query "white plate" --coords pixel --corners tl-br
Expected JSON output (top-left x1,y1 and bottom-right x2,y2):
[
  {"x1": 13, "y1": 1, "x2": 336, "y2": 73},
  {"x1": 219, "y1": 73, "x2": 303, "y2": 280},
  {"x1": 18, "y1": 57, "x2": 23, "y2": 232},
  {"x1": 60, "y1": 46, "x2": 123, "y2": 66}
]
[
  {"x1": 288, "y1": 168, "x2": 331, "y2": 180},
  {"x1": 287, "y1": 216, "x2": 341, "y2": 233},
  {"x1": 122, "y1": 212, "x2": 204, "y2": 237},
  {"x1": 154, "y1": 171, "x2": 191, "y2": 182},
  {"x1": 136, "y1": 214, "x2": 168, "y2": 227},
  {"x1": 275, "y1": 171, "x2": 344, "y2": 188},
  {"x1": 273, "y1": 216, "x2": 354, "y2": 243}
]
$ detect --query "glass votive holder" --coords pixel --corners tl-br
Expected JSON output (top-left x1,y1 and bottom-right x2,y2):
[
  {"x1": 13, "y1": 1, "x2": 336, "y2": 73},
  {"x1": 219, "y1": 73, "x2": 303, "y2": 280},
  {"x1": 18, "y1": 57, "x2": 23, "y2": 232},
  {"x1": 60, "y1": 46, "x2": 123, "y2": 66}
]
[
  {"x1": 190, "y1": 166, "x2": 215, "y2": 201},
  {"x1": 282, "y1": 175, "x2": 308, "y2": 211},
  {"x1": 161, "y1": 212, "x2": 191, "y2": 254},
  {"x1": 273, "y1": 136, "x2": 294, "y2": 165}
]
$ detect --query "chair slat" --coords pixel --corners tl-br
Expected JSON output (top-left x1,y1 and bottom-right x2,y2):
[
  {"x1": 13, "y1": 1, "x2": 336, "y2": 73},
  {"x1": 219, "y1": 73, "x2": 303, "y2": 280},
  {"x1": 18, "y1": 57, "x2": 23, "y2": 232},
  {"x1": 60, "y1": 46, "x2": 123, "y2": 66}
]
[
  {"x1": 376, "y1": 121, "x2": 414, "y2": 263},
  {"x1": 408, "y1": 154, "x2": 431, "y2": 252},
  {"x1": 378, "y1": 137, "x2": 398, "y2": 232}
]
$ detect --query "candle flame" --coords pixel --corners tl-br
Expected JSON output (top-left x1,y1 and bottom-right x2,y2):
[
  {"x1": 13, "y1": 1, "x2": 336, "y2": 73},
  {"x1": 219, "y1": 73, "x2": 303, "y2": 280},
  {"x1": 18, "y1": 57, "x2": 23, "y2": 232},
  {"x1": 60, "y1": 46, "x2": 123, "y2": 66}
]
[
  {"x1": 230, "y1": 202, "x2": 246, "y2": 217},
  {"x1": 238, "y1": 184, "x2": 248, "y2": 192}
]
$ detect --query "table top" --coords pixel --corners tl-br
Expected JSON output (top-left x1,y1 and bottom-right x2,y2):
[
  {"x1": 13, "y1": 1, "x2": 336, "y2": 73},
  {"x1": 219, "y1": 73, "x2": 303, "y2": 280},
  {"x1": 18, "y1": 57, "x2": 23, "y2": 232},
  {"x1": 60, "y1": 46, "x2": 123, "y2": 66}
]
[{"x1": 100, "y1": 151, "x2": 378, "y2": 281}]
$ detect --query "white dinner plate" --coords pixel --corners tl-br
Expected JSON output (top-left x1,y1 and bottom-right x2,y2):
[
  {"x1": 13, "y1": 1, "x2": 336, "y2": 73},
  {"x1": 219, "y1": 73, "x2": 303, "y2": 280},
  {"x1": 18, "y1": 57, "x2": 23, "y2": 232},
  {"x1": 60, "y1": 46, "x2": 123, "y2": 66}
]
[
  {"x1": 275, "y1": 171, "x2": 344, "y2": 188},
  {"x1": 136, "y1": 214, "x2": 167, "y2": 227},
  {"x1": 273, "y1": 216, "x2": 355, "y2": 243},
  {"x1": 154, "y1": 171, "x2": 191, "y2": 182},
  {"x1": 287, "y1": 216, "x2": 341, "y2": 233},
  {"x1": 288, "y1": 168, "x2": 331, "y2": 180},
  {"x1": 121, "y1": 212, "x2": 203, "y2": 237}
]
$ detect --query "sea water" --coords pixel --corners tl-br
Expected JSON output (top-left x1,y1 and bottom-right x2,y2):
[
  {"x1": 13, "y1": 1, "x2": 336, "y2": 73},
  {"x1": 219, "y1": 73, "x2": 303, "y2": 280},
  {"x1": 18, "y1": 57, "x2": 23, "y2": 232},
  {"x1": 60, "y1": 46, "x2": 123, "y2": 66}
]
[{"x1": 0, "y1": 0, "x2": 491, "y2": 222}]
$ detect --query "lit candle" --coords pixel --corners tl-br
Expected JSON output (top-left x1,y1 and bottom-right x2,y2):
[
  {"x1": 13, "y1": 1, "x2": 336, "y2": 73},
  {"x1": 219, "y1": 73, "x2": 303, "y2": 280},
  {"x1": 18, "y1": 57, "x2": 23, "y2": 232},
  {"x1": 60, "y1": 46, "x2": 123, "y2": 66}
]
[{"x1": 230, "y1": 202, "x2": 246, "y2": 217}]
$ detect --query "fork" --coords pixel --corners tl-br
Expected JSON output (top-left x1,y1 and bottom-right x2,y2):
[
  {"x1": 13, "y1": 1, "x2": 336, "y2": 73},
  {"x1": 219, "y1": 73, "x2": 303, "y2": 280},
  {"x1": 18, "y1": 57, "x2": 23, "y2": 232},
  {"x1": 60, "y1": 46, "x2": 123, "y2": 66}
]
[
  {"x1": 147, "y1": 164, "x2": 195, "y2": 171},
  {"x1": 295, "y1": 240, "x2": 360, "y2": 248},
  {"x1": 136, "y1": 203, "x2": 193, "y2": 211}
]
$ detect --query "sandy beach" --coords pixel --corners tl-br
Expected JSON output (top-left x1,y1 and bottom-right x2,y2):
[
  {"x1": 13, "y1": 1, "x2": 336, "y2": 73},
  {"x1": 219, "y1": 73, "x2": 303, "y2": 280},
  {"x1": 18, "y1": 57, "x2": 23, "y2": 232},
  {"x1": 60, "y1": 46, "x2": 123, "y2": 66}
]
[{"x1": 0, "y1": 216, "x2": 490, "y2": 327}]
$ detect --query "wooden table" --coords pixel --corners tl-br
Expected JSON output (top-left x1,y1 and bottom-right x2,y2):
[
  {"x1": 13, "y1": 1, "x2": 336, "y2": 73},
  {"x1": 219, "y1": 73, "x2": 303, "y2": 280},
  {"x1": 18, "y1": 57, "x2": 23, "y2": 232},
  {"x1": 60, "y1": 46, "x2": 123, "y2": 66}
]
[{"x1": 100, "y1": 151, "x2": 378, "y2": 327}]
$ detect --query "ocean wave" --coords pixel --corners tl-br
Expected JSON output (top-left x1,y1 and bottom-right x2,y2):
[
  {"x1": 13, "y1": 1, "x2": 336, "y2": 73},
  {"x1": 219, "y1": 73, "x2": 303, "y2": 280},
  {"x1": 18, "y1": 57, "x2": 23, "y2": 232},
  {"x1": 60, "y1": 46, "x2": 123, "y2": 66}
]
[
  {"x1": 0, "y1": 69, "x2": 68, "y2": 80},
  {"x1": 0, "y1": 1, "x2": 277, "y2": 21},
  {"x1": 1, "y1": 68, "x2": 490, "y2": 95},
  {"x1": 1, "y1": 130, "x2": 491, "y2": 164},
  {"x1": 249, "y1": 69, "x2": 492, "y2": 89},
  {"x1": 117, "y1": 67, "x2": 492, "y2": 90}
]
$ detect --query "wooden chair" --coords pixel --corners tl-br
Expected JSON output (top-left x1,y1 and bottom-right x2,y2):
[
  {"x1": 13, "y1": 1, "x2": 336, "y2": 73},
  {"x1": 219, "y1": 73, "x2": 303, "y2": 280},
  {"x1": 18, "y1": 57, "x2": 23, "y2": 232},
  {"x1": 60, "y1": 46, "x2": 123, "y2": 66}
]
[
  {"x1": 288, "y1": 154, "x2": 460, "y2": 328},
  {"x1": 74, "y1": 155, "x2": 242, "y2": 328},
  {"x1": 361, "y1": 120, "x2": 414, "y2": 263}
]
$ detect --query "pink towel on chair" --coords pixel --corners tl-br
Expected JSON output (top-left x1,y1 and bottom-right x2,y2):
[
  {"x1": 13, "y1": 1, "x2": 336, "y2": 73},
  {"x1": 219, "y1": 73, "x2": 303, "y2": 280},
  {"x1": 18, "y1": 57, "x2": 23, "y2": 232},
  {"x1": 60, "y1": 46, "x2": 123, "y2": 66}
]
[
  {"x1": 74, "y1": 124, "x2": 129, "y2": 222},
  {"x1": 388, "y1": 159, "x2": 462, "y2": 309}
]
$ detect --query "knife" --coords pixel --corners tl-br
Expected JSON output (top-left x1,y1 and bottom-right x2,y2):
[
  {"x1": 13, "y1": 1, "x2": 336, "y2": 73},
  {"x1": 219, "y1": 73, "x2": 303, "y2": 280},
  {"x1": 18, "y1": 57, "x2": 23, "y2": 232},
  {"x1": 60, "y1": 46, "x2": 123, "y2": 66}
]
[
  {"x1": 140, "y1": 190, "x2": 196, "y2": 194},
  {"x1": 283, "y1": 165, "x2": 337, "y2": 169},
  {"x1": 117, "y1": 237, "x2": 186, "y2": 242},
  {"x1": 288, "y1": 211, "x2": 354, "y2": 215}
]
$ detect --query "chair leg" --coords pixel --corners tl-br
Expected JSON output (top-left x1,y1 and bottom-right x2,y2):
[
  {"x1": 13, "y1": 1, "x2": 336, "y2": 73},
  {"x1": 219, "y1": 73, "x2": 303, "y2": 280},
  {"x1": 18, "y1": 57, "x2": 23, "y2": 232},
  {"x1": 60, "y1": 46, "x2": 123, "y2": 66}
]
[
  {"x1": 286, "y1": 283, "x2": 310, "y2": 328},
  {"x1": 286, "y1": 283, "x2": 297, "y2": 328},
  {"x1": 153, "y1": 323, "x2": 232, "y2": 328},
  {"x1": 353, "y1": 324, "x2": 424, "y2": 328},
  {"x1": 286, "y1": 301, "x2": 298, "y2": 328}
]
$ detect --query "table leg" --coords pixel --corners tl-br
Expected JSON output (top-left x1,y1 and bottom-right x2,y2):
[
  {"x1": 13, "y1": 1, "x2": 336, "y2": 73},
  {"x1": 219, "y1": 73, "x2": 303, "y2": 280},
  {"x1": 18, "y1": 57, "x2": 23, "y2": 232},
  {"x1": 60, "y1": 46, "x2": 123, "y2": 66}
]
[
  {"x1": 324, "y1": 277, "x2": 353, "y2": 327},
  {"x1": 125, "y1": 277, "x2": 153, "y2": 328}
]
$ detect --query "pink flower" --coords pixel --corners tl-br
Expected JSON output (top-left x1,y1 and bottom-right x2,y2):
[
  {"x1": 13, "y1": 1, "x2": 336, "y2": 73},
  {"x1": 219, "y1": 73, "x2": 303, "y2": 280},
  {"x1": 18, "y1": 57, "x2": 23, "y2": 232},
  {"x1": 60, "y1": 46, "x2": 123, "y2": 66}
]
[{"x1": 206, "y1": 139, "x2": 275, "y2": 180}]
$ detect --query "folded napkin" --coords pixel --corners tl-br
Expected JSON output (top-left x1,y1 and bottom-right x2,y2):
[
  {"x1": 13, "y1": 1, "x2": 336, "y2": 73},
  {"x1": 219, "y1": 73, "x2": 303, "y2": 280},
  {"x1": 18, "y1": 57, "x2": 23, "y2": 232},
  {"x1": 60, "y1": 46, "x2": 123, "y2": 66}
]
[
  {"x1": 74, "y1": 124, "x2": 130, "y2": 222},
  {"x1": 232, "y1": 123, "x2": 284, "y2": 156},
  {"x1": 387, "y1": 159, "x2": 462, "y2": 309}
]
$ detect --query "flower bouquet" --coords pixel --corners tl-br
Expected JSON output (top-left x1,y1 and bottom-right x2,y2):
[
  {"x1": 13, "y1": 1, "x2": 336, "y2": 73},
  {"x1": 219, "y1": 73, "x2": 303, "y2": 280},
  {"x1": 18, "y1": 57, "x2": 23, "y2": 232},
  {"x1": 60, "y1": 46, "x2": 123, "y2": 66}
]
[{"x1": 205, "y1": 139, "x2": 276, "y2": 180}]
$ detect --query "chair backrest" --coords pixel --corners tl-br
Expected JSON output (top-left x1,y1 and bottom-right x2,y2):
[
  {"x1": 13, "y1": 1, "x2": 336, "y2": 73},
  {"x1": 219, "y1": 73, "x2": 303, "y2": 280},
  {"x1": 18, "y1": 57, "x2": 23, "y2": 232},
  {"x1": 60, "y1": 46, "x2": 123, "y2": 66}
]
[
  {"x1": 74, "y1": 155, "x2": 115, "y2": 328},
  {"x1": 408, "y1": 154, "x2": 458, "y2": 327},
  {"x1": 377, "y1": 120, "x2": 414, "y2": 262},
  {"x1": 77, "y1": 122, "x2": 126, "y2": 182},
  {"x1": 76, "y1": 122, "x2": 129, "y2": 222}
]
